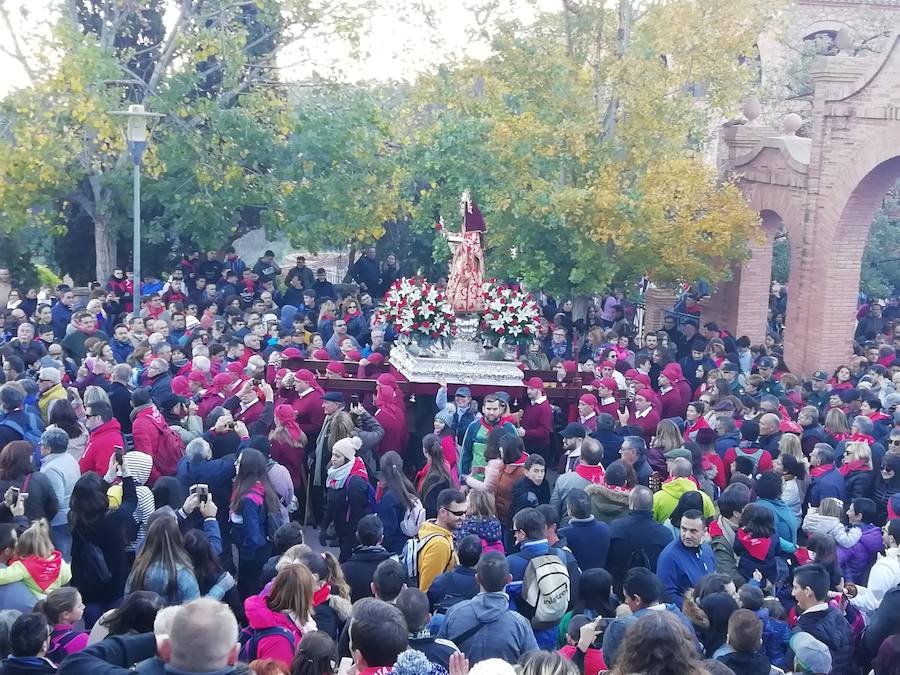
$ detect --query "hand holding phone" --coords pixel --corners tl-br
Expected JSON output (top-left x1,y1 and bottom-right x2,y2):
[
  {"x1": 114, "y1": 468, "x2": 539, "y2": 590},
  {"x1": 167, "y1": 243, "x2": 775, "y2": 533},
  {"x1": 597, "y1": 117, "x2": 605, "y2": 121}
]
[{"x1": 4, "y1": 486, "x2": 19, "y2": 506}]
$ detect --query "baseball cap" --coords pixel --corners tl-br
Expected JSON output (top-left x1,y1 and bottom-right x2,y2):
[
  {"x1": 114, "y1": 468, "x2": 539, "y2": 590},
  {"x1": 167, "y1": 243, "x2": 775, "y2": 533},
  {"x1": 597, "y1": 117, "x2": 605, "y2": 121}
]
[
  {"x1": 664, "y1": 447, "x2": 692, "y2": 461},
  {"x1": 721, "y1": 362, "x2": 739, "y2": 373},
  {"x1": 812, "y1": 370, "x2": 828, "y2": 381},
  {"x1": 454, "y1": 386, "x2": 472, "y2": 398},
  {"x1": 790, "y1": 632, "x2": 832, "y2": 674},
  {"x1": 758, "y1": 356, "x2": 776, "y2": 369},
  {"x1": 560, "y1": 423, "x2": 587, "y2": 439},
  {"x1": 494, "y1": 391, "x2": 511, "y2": 404}
]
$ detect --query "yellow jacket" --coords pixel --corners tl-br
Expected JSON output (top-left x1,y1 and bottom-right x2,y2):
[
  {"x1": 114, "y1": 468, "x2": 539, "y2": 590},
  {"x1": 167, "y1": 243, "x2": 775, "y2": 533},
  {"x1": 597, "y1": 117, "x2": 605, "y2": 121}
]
[
  {"x1": 416, "y1": 520, "x2": 457, "y2": 592},
  {"x1": 38, "y1": 384, "x2": 68, "y2": 423}
]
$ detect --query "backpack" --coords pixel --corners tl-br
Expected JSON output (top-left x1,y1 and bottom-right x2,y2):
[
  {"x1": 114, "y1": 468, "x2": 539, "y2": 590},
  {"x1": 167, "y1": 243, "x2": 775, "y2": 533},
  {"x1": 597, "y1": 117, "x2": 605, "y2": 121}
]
[
  {"x1": 480, "y1": 538, "x2": 505, "y2": 555},
  {"x1": 0, "y1": 414, "x2": 43, "y2": 452},
  {"x1": 626, "y1": 546, "x2": 652, "y2": 572},
  {"x1": 737, "y1": 446, "x2": 765, "y2": 473},
  {"x1": 238, "y1": 626, "x2": 296, "y2": 662},
  {"x1": 47, "y1": 628, "x2": 84, "y2": 664},
  {"x1": 522, "y1": 552, "x2": 570, "y2": 624},
  {"x1": 250, "y1": 484, "x2": 288, "y2": 541},
  {"x1": 400, "y1": 499, "x2": 426, "y2": 537},
  {"x1": 401, "y1": 532, "x2": 444, "y2": 584}
]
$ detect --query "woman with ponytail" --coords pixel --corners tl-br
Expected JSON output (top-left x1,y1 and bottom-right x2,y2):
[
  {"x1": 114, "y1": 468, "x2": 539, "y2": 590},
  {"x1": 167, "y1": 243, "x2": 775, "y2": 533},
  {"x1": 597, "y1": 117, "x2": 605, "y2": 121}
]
[
  {"x1": 376, "y1": 451, "x2": 423, "y2": 554},
  {"x1": 34, "y1": 587, "x2": 88, "y2": 661}
]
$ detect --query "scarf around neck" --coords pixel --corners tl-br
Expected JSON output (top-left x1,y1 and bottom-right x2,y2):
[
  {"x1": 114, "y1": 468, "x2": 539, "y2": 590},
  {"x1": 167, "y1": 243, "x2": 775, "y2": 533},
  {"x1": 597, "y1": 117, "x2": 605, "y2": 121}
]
[
  {"x1": 326, "y1": 456, "x2": 367, "y2": 490},
  {"x1": 574, "y1": 463, "x2": 605, "y2": 484}
]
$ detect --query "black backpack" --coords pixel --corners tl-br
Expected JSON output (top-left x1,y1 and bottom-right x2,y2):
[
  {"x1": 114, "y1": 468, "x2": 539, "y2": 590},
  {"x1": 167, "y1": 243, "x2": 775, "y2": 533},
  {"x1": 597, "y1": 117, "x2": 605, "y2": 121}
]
[
  {"x1": 626, "y1": 546, "x2": 652, "y2": 572},
  {"x1": 238, "y1": 626, "x2": 296, "y2": 662}
]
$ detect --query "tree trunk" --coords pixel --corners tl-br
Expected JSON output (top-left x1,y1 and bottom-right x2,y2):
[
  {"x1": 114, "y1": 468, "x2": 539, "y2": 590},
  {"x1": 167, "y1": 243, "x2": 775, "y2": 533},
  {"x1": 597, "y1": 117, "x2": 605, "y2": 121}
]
[
  {"x1": 94, "y1": 215, "x2": 117, "y2": 283},
  {"x1": 572, "y1": 294, "x2": 592, "y2": 323}
]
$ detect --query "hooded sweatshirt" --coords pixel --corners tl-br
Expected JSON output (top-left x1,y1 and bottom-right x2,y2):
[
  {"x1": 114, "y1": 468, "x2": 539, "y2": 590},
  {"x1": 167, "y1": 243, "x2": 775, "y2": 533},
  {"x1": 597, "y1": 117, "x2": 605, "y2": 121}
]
[
  {"x1": 416, "y1": 520, "x2": 457, "y2": 593},
  {"x1": 107, "y1": 451, "x2": 155, "y2": 549},
  {"x1": 437, "y1": 592, "x2": 538, "y2": 664},
  {"x1": 243, "y1": 593, "x2": 308, "y2": 667},
  {"x1": 652, "y1": 478, "x2": 716, "y2": 523},
  {"x1": 0, "y1": 551, "x2": 71, "y2": 598}
]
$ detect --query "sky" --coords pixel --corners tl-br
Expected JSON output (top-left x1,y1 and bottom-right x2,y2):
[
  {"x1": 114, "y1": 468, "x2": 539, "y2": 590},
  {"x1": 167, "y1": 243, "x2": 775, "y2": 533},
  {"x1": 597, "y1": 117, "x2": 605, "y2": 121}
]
[{"x1": 0, "y1": 0, "x2": 558, "y2": 97}]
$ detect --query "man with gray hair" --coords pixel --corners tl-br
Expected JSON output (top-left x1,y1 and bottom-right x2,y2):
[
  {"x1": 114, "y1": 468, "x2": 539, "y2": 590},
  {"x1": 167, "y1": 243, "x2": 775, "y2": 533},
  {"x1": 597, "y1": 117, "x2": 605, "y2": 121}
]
[
  {"x1": 844, "y1": 415, "x2": 886, "y2": 467},
  {"x1": 617, "y1": 435, "x2": 652, "y2": 486},
  {"x1": 59, "y1": 598, "x2": 241, "y2": 675},
  {"x1": 109, "y1": 363, "x2": 134, "y2": 434},
  {"x1": 144, "y1": 358, "x2": 173, "y2": 408},
  {"x1": 757, "y1": 411, "x2": 782, "y2": 456},
  {"x1": 607, "y1": 485, "x2": 673, "y2": 589},
  {"x1": 36, "y1": 366, "x2": 66, "y2": 423},
  {"x1": 176, "y1": 438, "x2": 236, "y2": 528},
  {"x1": 39, "y1": 427, "x2": 79, "y2": 558}
]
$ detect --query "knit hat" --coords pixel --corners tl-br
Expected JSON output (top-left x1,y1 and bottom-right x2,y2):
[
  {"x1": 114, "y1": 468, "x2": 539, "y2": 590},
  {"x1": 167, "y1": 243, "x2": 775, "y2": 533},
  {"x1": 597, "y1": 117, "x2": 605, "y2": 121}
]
[
  {"x1": 346, "y1": 349, "x2": 362, "y2": 361},
  {"x1": 185, "y1": 315, "x2": 200, "y2": 330},
  {"x1": 312, "y1": 349, "x2": 330, "y2": 360},
  {"x1": 602, "y1": 616, "x2": 637, "y2": 668},
  {"x1": 281, "y1": 347, "x2": 303, "y2": 359},
  {"x1": 696, "y1": 427, "x2": 717, "y2": 446},
  {"x1": 333, "y1": 436, "x2": 362, "y2": 462},
  {"x1": 171, "y1": 376, "x2": 191, "y2": 397},
  {"x1": 790, "y1": 632, "x2": 832, "y2": 674},
  {"x1": 366, "y1": 353, "x2": 385, "y2": 365},
  {"x1": 598, "y1": 377, "x2": 619, "y2": 393},
  {"x1": 435, "y1": 408, "x2": 455, "y2": 428},
  {"x1": 38, "y1": 367, "x2": 61, "y2": 385}
]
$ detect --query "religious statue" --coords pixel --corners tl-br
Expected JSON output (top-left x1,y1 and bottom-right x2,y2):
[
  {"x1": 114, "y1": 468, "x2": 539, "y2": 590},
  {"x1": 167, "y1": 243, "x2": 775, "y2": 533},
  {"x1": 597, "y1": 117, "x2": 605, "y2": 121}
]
[{"x1": 442, "y1": 190, "x2": 486, "y2": 313}]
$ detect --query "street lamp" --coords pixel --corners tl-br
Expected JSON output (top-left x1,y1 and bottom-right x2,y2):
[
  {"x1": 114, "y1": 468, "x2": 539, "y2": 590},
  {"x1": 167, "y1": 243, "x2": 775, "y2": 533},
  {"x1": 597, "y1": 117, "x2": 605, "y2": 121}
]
[{"x1": 110, "y1": 104, "x2": 164, "y2": 310}]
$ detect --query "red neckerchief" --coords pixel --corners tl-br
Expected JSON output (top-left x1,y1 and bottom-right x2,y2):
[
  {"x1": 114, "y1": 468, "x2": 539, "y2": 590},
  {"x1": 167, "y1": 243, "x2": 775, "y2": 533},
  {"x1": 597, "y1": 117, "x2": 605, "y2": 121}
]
[
  {"x1": 737, "y1": 528, "x2": 772, "y2": 560},
  {"x1": 313, "y1": 582, "x2": 332, "y2": 607},
  {"x1": 574, "y1": 464, "x2": 605, "y2": 484},
  {"x1": 868, "y1": 412, "x2": 891, "y2": 422},
  {"x1": 850, "y1": 433, "x2": 876, "y2": 445},
  {"x1": 810, "y1": 463, "x2": 834, "y2": 478},
  {"x1": 602, "y1": 482, "x2": 631, "y2": 494},
  {"x1": 838, "y1": 459, "x2": 871, "y2": 476},
  {"x1": 15, "y1": 552, "x2": 63, "y2": 591}
]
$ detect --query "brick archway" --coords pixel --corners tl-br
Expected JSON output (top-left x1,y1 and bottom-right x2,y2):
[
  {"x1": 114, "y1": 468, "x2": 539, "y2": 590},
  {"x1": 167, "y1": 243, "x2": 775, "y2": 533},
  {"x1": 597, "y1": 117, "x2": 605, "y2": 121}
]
[{"x1": 714, "y1": 31, "x2": 900, "y2": 375}]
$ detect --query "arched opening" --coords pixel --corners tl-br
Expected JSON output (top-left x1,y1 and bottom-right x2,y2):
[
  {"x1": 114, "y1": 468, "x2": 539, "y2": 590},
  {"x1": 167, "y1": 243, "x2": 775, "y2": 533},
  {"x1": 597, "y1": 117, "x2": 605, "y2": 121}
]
[
  {"x1": 769, "y1": 224, "x2": 790, "y2": 341},
  {"x1": 860, "y1": 180, "x2": 900, "y2": 302}
]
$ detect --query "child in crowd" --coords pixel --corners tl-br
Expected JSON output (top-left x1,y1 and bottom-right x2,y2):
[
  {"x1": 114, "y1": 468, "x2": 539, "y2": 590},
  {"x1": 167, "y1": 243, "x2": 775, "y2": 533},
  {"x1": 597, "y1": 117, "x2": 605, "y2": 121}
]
[
  {"x1": 716, "y1": 609, "x2": 771, "y2": 675},
  {"x1": 558, "y1": 614, "x2": 606, "y2": 674},
  {"x1": 510, "y1": 454, "x2": 550, "y2": 519}
]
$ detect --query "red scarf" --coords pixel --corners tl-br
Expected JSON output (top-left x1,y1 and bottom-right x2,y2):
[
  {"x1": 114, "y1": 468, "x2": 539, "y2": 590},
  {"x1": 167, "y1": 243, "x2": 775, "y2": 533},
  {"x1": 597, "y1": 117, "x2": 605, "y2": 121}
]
[
  {"x1": 16, "y1": 552, "x2": 63, "y2": 591},
  {"x1": 574, "y1": 464, "x2": 605, "y2": 484},
  {"x1": 838, "y1": 459, "x2": 871, "y2": 476},
  {"x1": 810, "y1": 463, "x2": 834, "y2": 478},
  {"x1": 737, "y1": 528, "x2": 772, "y2": 561}
]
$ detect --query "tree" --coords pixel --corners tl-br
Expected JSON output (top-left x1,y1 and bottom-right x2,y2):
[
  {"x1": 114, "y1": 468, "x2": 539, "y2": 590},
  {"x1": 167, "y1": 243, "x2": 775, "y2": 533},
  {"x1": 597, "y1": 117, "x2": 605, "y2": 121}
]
[
  {"x1": 397, "y1": 0, "x2": 774, "y2": 296},
  {"x1": 0, "y1": 0, "x2": 372, "y2": 283}
]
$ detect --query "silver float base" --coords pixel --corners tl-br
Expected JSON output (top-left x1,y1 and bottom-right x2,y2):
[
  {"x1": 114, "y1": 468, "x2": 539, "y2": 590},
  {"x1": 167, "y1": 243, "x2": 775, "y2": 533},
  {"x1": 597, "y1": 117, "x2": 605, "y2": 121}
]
[{"x1": 390, "y1": 340, "x2": 525, "y2": 387}]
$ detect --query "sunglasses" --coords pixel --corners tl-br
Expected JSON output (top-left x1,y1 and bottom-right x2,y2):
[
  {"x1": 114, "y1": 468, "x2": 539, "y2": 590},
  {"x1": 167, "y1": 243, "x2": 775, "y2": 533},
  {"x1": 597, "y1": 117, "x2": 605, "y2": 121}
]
[
  {"x1": 881, "y1": 466, "x2": 894, "y2": 472},
  {"x1": 890, "y1": 440, "x2": 900, "y2": 446},
  {"x1": 443, "y1": 507, "x2": 466, "y2": 517}
]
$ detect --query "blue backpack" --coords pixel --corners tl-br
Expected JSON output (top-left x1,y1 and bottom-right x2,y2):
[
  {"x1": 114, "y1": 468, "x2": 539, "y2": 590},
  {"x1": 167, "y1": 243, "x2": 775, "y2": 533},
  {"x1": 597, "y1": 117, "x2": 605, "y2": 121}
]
[
  {"x1": 1, "y1": 412, "x2": 44, "y2": 451},
  {"x1": 238, "y1": 626, "x2": 296, "y2": 661}
]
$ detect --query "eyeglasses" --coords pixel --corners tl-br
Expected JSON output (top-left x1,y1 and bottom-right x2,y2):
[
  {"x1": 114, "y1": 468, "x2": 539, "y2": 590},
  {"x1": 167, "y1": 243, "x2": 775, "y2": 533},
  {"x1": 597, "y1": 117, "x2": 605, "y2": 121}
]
[
  {"x1": 881, "y1": 466, "x2": 894, "y2": 472},
  {"x1": 890, "y1": 440, "x2": 900, "y2": 446},
  {"x1": 442, "y1": 507, "x2": 466, "y2": 517}
]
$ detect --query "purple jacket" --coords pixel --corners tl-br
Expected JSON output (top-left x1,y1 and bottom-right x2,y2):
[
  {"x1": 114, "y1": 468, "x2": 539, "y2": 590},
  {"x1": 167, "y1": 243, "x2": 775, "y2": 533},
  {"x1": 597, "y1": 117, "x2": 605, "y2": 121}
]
[{"x1": 838, "y1": 523, "x2": 883, "y2": 583}]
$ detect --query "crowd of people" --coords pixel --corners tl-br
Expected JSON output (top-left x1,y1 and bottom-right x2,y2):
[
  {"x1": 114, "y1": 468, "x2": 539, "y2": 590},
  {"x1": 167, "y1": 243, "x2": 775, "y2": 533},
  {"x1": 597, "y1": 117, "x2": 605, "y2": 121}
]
[{"x1": 0, "y1": 249, "x2": 897, "y2": 675}]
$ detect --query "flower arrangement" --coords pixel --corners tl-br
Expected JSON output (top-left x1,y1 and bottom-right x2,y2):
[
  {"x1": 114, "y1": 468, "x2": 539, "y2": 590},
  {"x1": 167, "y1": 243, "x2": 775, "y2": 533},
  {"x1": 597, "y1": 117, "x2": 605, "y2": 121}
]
[
  {"x1": 479, "y1": 282, "x2": 541, "y2": 347},
  {"x1": 378, "y1": 277, "x2": 455, "y2": 344}
]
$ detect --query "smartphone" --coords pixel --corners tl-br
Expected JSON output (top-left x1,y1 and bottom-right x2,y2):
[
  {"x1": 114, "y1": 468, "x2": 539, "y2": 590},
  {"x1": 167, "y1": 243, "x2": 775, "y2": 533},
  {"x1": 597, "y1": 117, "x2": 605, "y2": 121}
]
[
  {"x1": 337, "y1": 657, "x2": 354, "y2": 675},
  {"x1": 618, "y1": 396, "x2": 628, "y2": 413},
  {"x1": 6, "y1": 487, "x2": 19, "y2": 504},
  {"x1": 196, "y1": 484, "x2": 209, "y2": 503},
  {"x1": 252, "y1": 378, "x2": 262, "y2": 386},
  {"x1": 114, "y1": 446, "x2": 124, "y2": 465},
  {"x1": 227, "y1": 421, "x2": 237, "y2": 429},
  {"x1": 350, "y1": 394, "x2": 360, "y2": 406}
]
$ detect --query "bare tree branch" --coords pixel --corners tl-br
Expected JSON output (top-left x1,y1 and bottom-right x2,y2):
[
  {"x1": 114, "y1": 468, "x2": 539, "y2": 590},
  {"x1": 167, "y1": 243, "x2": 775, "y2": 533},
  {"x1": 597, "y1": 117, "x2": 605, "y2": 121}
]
[
  {"x1": 0, "y1": 0, "x2": 35, "y2": 81},
  {"x1": 142, "y1": 0, "x2": 195, "y2": 102}
]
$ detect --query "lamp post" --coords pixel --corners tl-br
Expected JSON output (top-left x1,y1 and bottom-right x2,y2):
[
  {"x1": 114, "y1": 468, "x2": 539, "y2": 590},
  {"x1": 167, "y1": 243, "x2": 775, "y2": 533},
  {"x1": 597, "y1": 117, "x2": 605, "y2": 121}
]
[{"x1": 110, "y1": 104, "x2": 164, "y2": 310}]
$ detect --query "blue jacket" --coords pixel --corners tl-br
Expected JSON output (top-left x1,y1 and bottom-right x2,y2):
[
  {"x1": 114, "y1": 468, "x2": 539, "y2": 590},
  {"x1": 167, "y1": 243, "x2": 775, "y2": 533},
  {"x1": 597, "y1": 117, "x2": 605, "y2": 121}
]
[
  {"x1": 755, "y1": 608, "x2": 789, "y2": 669},
  {"x1": 428, "y1": 566, "x2": 480, "y2": 613},
  {"x1": 375, "y1": 487, "x2": 409, "y2": 554},
  {"x1": 435, "y1": 388, "x2": 478, "y2": 445},
  {"x1": 437, "y1": 592, "x2": 538, "y2": 664},
  {"x1": 656, "y1": 539, "x2": 716, "y2": 608},
  {"x1": 110, "y1": 339, "x2": 134, "y2": 364},
  {"x1": 558, "y1": 517, "x2": 610, "y2": 571},
  {"x1": 176, "y1": 454, "x2": 237, "y2": 510},
  {"x1": 591, "y1": 428, "x2": 623, "y2": 467},
  {"x1": 807, "y1": 465, "x2": 845, "y2": 508},
  {"x1": 756, "y1": 497, "x2": 799, "y2": 545},
  {"x1": 51, "y1": 303, "x2": 73, "y2": 339}
]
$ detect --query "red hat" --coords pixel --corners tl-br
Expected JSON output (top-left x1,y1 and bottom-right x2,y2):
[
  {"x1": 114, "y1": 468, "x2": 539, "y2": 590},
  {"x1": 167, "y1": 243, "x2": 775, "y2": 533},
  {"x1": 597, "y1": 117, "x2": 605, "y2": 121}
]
[
  {"x1": 562, "y1": 360, "x2": 577, "y2": 373},
  {"x1": 276, "y1": 368, "x2": 288, "y2": 379},
  {"x1": 635, "y1": 388, "x2": 655, "y2": 401},
  {"x1": 326, "y1": 362, "x2": 347, "y2": 377},
  {"x1": 171, "y1": 376, "x2": 191, "y2": 397},
  {"x1": 525, "y1": 376, "x2": 544, "y2": 390},
  {"x1": 632, "y1": 372, "x2": 652, "y2": 389},
  {"x1": 624, "y1": 369, "x2": 639, "y2": 380},
  {"x1": 346, "y1": 349, "x2": 362, "y2": 361},
  {"x1": 312, "y1": 349, "x2": 330, "y2": 360},
  {"x1": 601, "y1": 360, "x2": 615, "y2": 369},
  {"x1": 366, "y1": 353, "x2": 385, "y2": 365},
  {"x1": 226, "y1": 362, "x2": 244, "y2": 375},
  {"x1": 598, "y1": 377, "x2": 619, "y2": 393},
  {"x1": 188, "y1": 370, "x2": 207, "y2": 384},
  {"x1": 281, "y1": 347, "x2": 302, "y2": 359}
]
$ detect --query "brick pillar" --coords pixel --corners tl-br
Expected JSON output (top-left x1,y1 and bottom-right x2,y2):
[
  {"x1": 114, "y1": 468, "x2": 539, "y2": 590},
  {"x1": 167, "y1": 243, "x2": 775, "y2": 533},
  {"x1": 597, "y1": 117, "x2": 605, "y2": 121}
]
[{"x1": 705, "y1": 213, "x2": 778, "y2": 341}]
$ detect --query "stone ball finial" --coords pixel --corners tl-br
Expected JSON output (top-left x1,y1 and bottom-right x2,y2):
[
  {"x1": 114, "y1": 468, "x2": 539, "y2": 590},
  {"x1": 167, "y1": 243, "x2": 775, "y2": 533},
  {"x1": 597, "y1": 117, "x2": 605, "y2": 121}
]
[
  {"x1": 835, "y1": 27, "x2": 854, "y2": 54},
  {"x1": 742, "y1": 96, "x2": 761, "y2": 122},
  {"x1": 783, "y1": 113, "x2": 802, "y2": 135}
]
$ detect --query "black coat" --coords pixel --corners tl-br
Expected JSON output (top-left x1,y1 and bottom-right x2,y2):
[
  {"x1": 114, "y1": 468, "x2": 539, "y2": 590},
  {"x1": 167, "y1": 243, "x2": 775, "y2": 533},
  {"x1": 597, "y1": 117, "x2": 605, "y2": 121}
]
[
  {"x1": 0, "y1": 658, "x2": 56, "y2": 675},
  {"x1": 340, "y1": 545, "x2": 396, "y2": 602},
  {"x1": 843, "y1": 468, "x2": 876, "y2": 502},
  {"x1": 795, "y1": 606, "x2": 854, "y2": 675},
  {"x1": 0, "y1": 471, "x2": 58, "y2": 524},
  {"x1": 606, "y1": 510, "x2": 674, "y2": 588},
  {"x1": 591, "y1": 428, "x2": 624, "y2": 467},
  {"x1": 107, "y1": 382, "x2": 133, "y2": 435},
  {"x1": 324, "y1": 474, "x2": 371, "y2": 538}
]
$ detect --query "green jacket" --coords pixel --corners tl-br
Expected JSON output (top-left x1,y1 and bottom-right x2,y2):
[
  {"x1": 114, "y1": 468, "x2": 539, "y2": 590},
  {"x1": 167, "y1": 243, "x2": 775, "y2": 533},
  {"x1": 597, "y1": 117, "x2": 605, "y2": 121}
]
[{"x1": 652, "y1": 478, "x2": 716, "y2": 523}]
